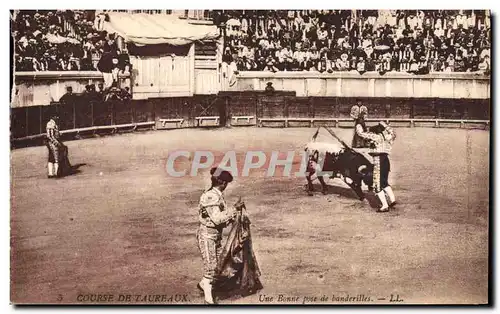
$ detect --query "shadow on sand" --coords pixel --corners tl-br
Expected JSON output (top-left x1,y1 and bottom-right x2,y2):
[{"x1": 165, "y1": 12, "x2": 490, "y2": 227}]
[
  {"x1": 308, "y1": 183, "x2": 384, "y2": 209},
  {"x1": 62, "y1": 163, "x2": 87, "y2": 177}
]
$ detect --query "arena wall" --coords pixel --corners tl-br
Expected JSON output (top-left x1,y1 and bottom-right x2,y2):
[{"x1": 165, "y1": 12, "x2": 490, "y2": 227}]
[
  {"x1": 12, "y1": 71, "x2": 490, "y2": 108},
  {"x1": 232, "y1": 72, "x2": 490, "y2": 99},
  {"x1": 11, "y1": 89, "x2": 490, "y2": 147},
  {"x1": 12, "y1": 72, "x2": 131, "y2": 108}
]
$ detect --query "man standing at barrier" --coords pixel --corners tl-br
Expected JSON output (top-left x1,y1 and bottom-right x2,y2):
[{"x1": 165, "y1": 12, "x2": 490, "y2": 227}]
[
  {"x1": 46, "y1": 114, "x2": 64, "y2": 178},
  {"x1": 197, "y1": 167, "x2": 245, "y2": 304},
  {"x1": 352, "y1": 103, "x2": 370, "y2": 148},
  {"x1": 59, "y1": 86, "x2": 75, "y2": 106},
  {"x1": 356, "y1": 121, "x2": 397, "y2": 212},
  {"x1": 352, "y1": 103, "x2": 374, "y2": 191}
]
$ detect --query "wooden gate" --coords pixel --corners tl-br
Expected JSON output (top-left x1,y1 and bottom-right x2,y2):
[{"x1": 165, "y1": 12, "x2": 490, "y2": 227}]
[{"x1": 129, "y1": 43, "x2": 194, "y2": 99}]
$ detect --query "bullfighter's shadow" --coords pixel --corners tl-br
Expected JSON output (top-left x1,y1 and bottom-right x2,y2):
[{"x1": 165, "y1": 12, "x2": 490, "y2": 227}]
[
  {"x1": 58, "y1": 145, "x2": 86, "y2": 177},
  {"x1": 308, "y1": 183, "x2": 382, "y2": 209},
  {"x1": 60, "y1": 163, "x2": 87, "y2": 177}
]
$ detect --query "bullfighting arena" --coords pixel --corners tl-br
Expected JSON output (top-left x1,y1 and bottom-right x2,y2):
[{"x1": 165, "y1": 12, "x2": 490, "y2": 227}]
[{"x1": 10, "y1": 127, "x2": 489, "y2": 304}]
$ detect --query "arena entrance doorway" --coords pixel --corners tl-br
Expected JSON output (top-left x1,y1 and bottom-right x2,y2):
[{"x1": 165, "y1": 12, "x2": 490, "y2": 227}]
[{"x1": 101, "y1": 12, "x2": 220, "y2": 99}]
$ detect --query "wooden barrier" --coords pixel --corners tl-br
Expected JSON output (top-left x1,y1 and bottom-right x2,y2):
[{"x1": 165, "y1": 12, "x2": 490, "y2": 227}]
[
  {"x1": 233, "y1": 71, "x2": 491, "y2": 99},
  {"x1": 257, "y1": 117, "x2": 489, "y2": 129},
  {"x1": 10, "y1": 90, "x2": 490, "y2": 148}
]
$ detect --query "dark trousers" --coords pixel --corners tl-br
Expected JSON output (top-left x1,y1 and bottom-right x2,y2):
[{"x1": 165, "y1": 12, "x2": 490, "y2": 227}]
[
  {"x1": 370, "y1": 153, "x2": 390, "y2": 192},
  {"x1": 379, "y1": 153, "x2": 390, "y2": 189}
]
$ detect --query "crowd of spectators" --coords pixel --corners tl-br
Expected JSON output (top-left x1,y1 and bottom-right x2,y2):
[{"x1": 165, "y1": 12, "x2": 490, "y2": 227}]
[
  {"x1": 215, "y1": 10, "x2": 491, "y2": 74},
  {"x1": 13, "y1": 10, "x2": 491, "y2": 76},
  {"x1": 12, "y1": 10, "x2": 131, "y2": 82}
]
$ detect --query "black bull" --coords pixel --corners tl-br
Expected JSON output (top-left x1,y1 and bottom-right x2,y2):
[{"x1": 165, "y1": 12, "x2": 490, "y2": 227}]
[{"x1": 305, "y1": 148, "x2": 373, "y2": 200}]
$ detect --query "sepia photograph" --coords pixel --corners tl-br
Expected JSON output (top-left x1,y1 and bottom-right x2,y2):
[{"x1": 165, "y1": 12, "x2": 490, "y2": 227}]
[{"x1": 9, "y1": 9, "x2": 491, "y2": 305}]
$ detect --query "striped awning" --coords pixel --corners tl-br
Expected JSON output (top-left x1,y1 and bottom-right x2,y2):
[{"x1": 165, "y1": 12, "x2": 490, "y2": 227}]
[{"x1": 102, "y1": 12, "x2": 220, "y2": 46}]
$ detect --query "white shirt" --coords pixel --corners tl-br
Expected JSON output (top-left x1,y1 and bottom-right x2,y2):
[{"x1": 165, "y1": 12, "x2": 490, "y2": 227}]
[
  {"x1": 259, "y1": 39, "x2": 269, "y2": 49},
  {"x1": 434, "y1": 28, "x2": 444, "y2": 37},
  {"x1": 281, "y1": 48, "x2": 291, "y2": 60},
  {"x1": 309, "y1": 51, "x2": 320, "y2": 60},
  {"x1": 275, "y1": 49, "x2": 284, "y2": 62},
  {"x1": 241, "y1": 18, "x2": 248, "y2": 32},
  {"x1": 395, "y1": 28, "x2": 404, "y2": 39},
  {"x1": 362, "y1": 38, "x2": 373, "y2": 49},
  {"x1": 293, "y1": 51, "x2": 305, "y2": 62},
  {"x1": 480, "y1": 48, "x2": 490, "y2": 60}
]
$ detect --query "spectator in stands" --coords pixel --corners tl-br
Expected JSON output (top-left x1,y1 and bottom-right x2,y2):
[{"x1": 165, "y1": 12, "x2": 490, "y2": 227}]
[
  {"x1": 82, "y1": 84, "x2": 100, "y2": 103},
  {"x1": 444, "y1": 54, "x2": 455, "y2": 72},
  {"x1": 59, "y1": 86, "x2": 76, "y2": 105},
  {"x1": 97, "y1": 44, "x2": 117, "y2": 89},
  {"x1": 104, "y1": 83, "x2": 120, "y2": 102},
  {"x1": 96, "y1": 82, "x2": 106, "y2": 100},
  {"x1": 478, "y1": 55, "x2": 490, "y2": 75},
  {"x1": 120, "y1": 86, "x2": 132, "y2": 100}
]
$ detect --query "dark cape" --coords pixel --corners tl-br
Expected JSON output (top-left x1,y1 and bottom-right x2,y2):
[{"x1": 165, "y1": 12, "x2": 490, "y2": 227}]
[{"x1": 214, "y1": 212, "x2": 263, "y2": 300}]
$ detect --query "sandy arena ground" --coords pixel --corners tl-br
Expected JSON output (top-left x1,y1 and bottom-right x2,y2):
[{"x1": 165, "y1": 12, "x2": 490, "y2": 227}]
[{"x1": 10, "y1": 127, "x2": 489, "y2": 304}]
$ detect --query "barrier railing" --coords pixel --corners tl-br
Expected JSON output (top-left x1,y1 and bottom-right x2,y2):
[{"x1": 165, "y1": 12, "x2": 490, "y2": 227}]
[{"x1": 10, "y1": 92, "x2": 490, "y2": 147}]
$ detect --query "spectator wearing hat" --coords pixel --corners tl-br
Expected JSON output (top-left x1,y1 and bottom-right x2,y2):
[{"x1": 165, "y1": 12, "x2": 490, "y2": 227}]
[
  {"x1": 292, "y1": 46, "x2": 306, "y2": 70},
  {"x1": 365, "y1": 56, "x2": 376, "y2": 72},
  {"x1": 399, "y1": 44, "x2": 413, "y2": 71},
  {"x1": 318, "y1": 53, "x2": 333, "y2": 73},
  {"x1": 375, "y1": 54, "x2": 386, "y2": 74},
  {"x1": 37, "y1": 52, "x2": 49, "y2": 71},
  {"x1": 407, "y1": 12, "x2": 418, "y2": 30},
  {"x1": 58, "y1": 56, "x2": 68, "y2": 71},
  {"x1": 455, "y1": 10, "x2": 466, "y2": 28},
  {"x1": 120, "y1": 86, "x2": 132, "y2": 101},
  {"x1": 263, "y1": 56, "x2": 278, "y2": 72},
  {"x1": 357, "y1": 56, "x2": 366, "y2": 74},
  {"x1": 395, "y1": 10, "x2": 406, "y2": 29},
  {"x1": 390, "y1": 46, "x2": 400, "y2": 70},
  {"x1": 428, "y1": 56, "x2": 437, "y2": 72},
  {"x1": 398, "y1": 28, "x2": 413, "y2": 47},
  {"x1": 478, "y1": 55, "x2": 490, "y2": 74},
  {"x1": 265, "y1": 82, "x2": 275, "y2": 94},
  {"x1": 413, "y1": 44, "x2": 425, "y2": 61},
  {"x1": 436, "y1": 56, "x2": 447, "y2": 72},
  {"x1": 445, "y1": 54, "x2": 455, "y2": 72},
  {"x1": 59, "y1": 86, "x2": 75, "y2": 106},
  {"x1": 465, "y1": 55, "x2": 479, "y2": 72},
  {"x1": 434, "y1": 23, "x2": 445, "y2": 38},
  {"x1": 475, "y1": 10, "x2": 486, "y2": 29},
  {"x1": 95, "y1": 82, "x2": 105, "y2": 101},
  {"x1": 336, "y1": 53, "x2": 349, "y2": 71},
  {"x1": 455, "y1": 51, "x2": 466, "y2": 72},
  {"x1": 415, "y1": 56, "x2": 429, "y2": 74},
  {"x1": 308, "y1": 46, "x2": 320, "y2": 67},
  {"x1": 84, "y1": 84, "x2": 100, "y2": 102}
]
